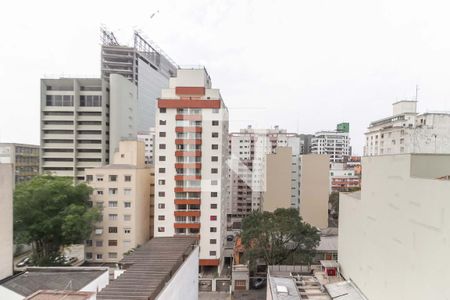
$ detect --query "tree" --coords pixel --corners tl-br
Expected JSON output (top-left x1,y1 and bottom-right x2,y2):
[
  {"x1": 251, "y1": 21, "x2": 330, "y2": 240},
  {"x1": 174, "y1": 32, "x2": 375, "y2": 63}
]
[
  {"x1": 14, "y1": 175, "x2": 101, "y2": 265},
  {"x1": 241, "y1": 208, "x2": 320, "y2": 268}
]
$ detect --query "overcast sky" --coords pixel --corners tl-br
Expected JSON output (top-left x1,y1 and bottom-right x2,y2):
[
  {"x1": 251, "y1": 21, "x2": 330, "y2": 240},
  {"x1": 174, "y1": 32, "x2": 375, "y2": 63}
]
[{"x1": 2, "y1": 0, "x2": 450, "y2": 154}]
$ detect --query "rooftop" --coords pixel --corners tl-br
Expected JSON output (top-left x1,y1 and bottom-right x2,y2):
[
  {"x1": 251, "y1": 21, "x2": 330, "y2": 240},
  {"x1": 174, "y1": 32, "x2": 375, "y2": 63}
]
[
  {"x1": 1, "y1": 267, "x2": 107, "y2": 297},
  {"x1": 97, "y1": 237, "x2": 197, "y2": 300},
  {"x1": 25, "y1": 290, "x2": 94, "y2": 300}
]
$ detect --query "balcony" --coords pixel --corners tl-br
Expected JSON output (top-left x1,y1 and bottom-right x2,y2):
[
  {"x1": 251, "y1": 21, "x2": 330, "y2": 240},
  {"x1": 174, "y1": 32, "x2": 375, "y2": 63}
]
[
  {"x1": 175, "y1": 114, "x2": 202, "y2": 121},
  {"x1": 175, "y1": 163, "x2": 201, "y2": 169},
  {"x1": 174, "y1": 222, "x2": 201, "y2": 229},
  {"x1": 175, "y1": 151, "x2": 201, "y2": 157},
  {"x1": 174, "y1": 199, "x2": 201, "y2": 205},
  {"x1": 175, "y1": 139, "x2": 202, "y2": 145},
  {"x1": 174, "y1": 187, "x2": 201, "y2": 193},
  {"x1": 174, "y1": 211, "x2": 201, "y2": 217},
  {"x1": 175, "y1": 126, "x2": 202, "y2": 133},
  {"x1": 174, "y1": 175, "x2": 201, "y2": 181}
]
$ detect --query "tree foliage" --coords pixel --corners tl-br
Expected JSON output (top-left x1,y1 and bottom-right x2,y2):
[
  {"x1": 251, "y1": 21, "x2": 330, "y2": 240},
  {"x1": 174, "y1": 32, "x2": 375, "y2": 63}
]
[
  {"x1": 14, "y1": 175, "x2": 100, "y2": 265},
  {"x1": 241, "y1": 208, "x2": 320, "y2": 267}
]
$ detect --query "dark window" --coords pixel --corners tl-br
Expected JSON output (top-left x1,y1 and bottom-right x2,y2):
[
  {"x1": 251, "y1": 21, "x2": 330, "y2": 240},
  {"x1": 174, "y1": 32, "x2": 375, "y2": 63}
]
[
  {"x1": 210, "y1": 239, "x2": 217, "y2": 244},
  {"x1": 108, "y1": 227, "x2": 118, "y2": 233},
  {"x1": 212, "y1": 120, "x2": 219, "y2": 126},
  {"x1": 158, "y1": 215, "x2": 165, "y2": 221},
  {"x1": 159, "y1": 168, "x2": 166, "y2": 173},
  {"x1": 212, "y1": 132, "x2": 219, "y2": 138},
  {"x1": 212, "y1": 144, "x2": 219, "y2": 150},
  {"x1": 210, "y1": 227, "x2": 217, "y2": 232},
  {"x1": 211, "y1": 204, "x2": 217, "y2": 209},
  {"x1": 160, "y1": 120, "x2": 166, "y2": 125},
  {"x1": 108, "y1": 240, "x2": 118, "y2": 246},
  {"x1": 211, "y1": 192, "x2": 218, "y2": 197},
  {"x1": 159, "y1": 132, "x2": 166, "y2": 137},
  {"x1": 159, "y1": 144, "x2": 166, "y2": 149},
  {"x1": 211, "y1": 168, "x2": 218, "y2": 174},
  {"x1": 210, "y1": 215, "x2": 217, "y2": 221},
  {"x1": 158, "y1": 191, "x2": 165, "y2": 197},
  {"x1": 160, "y1": 108, "x2": 166, "y2": 113},
  {"x1": 159, "y1": 156, "x2": 166, "y2": 161},
  {"x1": 211, "y1": 156, "x2": 218, "y2": 162}
]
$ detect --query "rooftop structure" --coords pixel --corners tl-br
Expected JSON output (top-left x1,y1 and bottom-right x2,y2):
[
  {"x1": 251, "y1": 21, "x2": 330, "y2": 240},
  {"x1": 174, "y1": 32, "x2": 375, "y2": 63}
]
[
  {"x1": 0, "y1": 267, "x2": 108, "y2": 298},
  {"x1": 97, "y1": 237, "x2": 198, "y2": 300}
]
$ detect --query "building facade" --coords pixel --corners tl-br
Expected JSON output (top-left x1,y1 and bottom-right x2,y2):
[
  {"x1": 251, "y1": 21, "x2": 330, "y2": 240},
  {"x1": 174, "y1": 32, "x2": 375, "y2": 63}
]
[
  {"x1": 311, "y1": 122, "x2": 351, "y2": 163},
  {"x1": 85, "y1": 141, "x2": 153, "y2": 263},
  {"x1": 364, "y1": 100, "x2": 450, "y2": 156},
  {"x1": 329, "y1": 162, "x2": 361, "y2": 193},
  {"x1": 137, "y1": 127, "x2": 156, "y2": 166},
  {"x1": 298, "y1": 154, "x2": 329, "y2": 229},
  {"x1": 0, "y1": 164, "x2": 13, "y2": 280},
  {"x1": 228, "y1": 126, "x2": 302, "y2": 219},
  {"x1": 339, "y1": 154, "x2": 450, "y2": 300},
  {"x1": 153, "y1": 68, "x2": 229, "y2": 272},
  {"x1": 0, "y1": 143, "x2": 39, "y2": 185}
]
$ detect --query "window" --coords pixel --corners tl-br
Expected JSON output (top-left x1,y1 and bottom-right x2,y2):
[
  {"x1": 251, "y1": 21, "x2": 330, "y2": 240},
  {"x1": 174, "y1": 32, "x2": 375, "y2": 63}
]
[
  {"x1": 85, "y1": 240, "x2": 93, "y2": 247},
  {"x1": 159, "y1": 156, "x2": 166, "y2": 161},
  {"x1": 108, "y1": 201, "x2": 118, "y2": 208},
  {"x1": 210, "y1": 251, "x2": 216, "y2": 256},
  {"x1": 158, "y1": 215, "x2": 165, "y2": 221},
  {"x1": 124, "y1": 188, "x2": 132, "y2": 196},
  {"x1": 211, "y1": 203, "x2": 217, "y2": 209},
  {"x1": 212, "y1": 144, "x2": 219, "y2": 150},
  {"x1": 211, "y1": 192, "x2": 218, "y2": 197},
  {"x1": 158, "y1": 191, "x2": 165, "y2": 197},
  {"x1": 211, "y1": 168, "x2": 218, "y2": 174},
  {"x1": 96, "y1": 190, "x2": 103, "y2": 195},
  {"x1": 95, "y1": 240, "x2": 103, "y2": 247},
  {"x1": 80, "y1": 95, "x2": 102, "y2": 107},
  {"x1": 158, "y1": 203, "x2": 165, "y2": 209},
  {"x1": 159, "y1": 132, "x2": 166, "y2": 137},
  {"x1": 211, "y1": 156, "x2": 218, "y2": 162},
  {"x1": 108, "y1": 227, "x2": 118, "y2": 233},
  {"x1": 124, "y1": 175, "x2": 132, "y2": 182},
  {"x1": 210, "y1": 215, "x2": 217, "y2": 221},
  {"x1": 210, "y1": 239, "x2": 217, "y2": 244},
  {"x1": 95, "y1": 228, "x2": 103, "y2": 235},
  {"x1": 212, "y1": 120, "x2": 219, "y2": 126},
  {"x1": 109, "y1": 188, "x2": 117, "y2": 195},
  {"x1": 108, "y1": 240, "x2": 118, "y2": 246},
  {"x1": 212, "y1": 132, "x2": 219, "y2": 138},
  {"x1": 109, "y1": 175, "x2": 117, "y2": 182},
  {"x1": 159, "y1": 144, "x2": 166, "y2": 150},
  {"x1": 96, "y1": 176, "x2": 104, "y2": 182},
  {"x1": 159, "y1": 120, "x2": 166, "y2": 125},
  {"x1": 210, "y1": 227, "x2": 217, "y2": 232},
  {"x1": 124, "y1": 214, "x2": 131, "y2": 221},
  {"x1": 96, "y1": 254, "x2": 103, "y2": 260},
  {"x1": 108, "y1": 252, "x2": 118, "y2": 259},
  {"x1": 159, "y1": 168, "x2": 166, "y2": 173},
  {"x1": 86, "y1": 253, "x2": 93, "y2": 259},
  {"x1": 158, "y1": 179, "x2": 166, "y2": 185},
  {"x1": 46, "y1": 95, "x2": 74, "y2": 107},
  {"x1": 160, "y1": 108, "x2": 166, "y2": 113},
  {"x1": 124, "y1": 202, "x2": 131, "y2": 208},
  {"x1": 158, "y1": 227, "x2": 165, "y2": 232},
  {"x1": 109, "y1": 214, "x2": 118, "y2": 221},
  {"x1": 86, "y1": 175, "x2": 93, "y2": 182}
]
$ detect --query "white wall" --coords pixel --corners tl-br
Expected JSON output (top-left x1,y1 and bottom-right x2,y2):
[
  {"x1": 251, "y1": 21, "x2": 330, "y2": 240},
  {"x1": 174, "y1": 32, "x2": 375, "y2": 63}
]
[
  {"x1": 156, "y1": 246, "x2": 199, "y2": 300},
  {"x1": 80, "y1": 269, "x2": 109, "y2": 293},
  {"x1": 0, "y1": 286, "x2": 23, "y2": 300},
  {"x1": 0, "y1": 164, "x2": 13, "y2": 280},
  {"x1": 339, "y1": 154, "x2": 450, "y2": 300}
]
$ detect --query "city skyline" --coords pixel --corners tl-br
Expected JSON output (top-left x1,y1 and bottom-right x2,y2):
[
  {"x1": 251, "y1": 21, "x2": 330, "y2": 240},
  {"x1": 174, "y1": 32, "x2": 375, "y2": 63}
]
[{"x1": 3, "y1": 0, "x2": 450, "y2": 155}]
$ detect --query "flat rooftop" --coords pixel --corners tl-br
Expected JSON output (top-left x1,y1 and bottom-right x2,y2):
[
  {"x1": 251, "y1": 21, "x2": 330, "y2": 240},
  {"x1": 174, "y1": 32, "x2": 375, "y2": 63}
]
[
  {"x1": 25, "y1": 290, "x2": 94, "y2": 300},
  {"x1": 1, "y1": 267, "x2": 107, "y2": 297},
  {"x1": 97, "y1": 237, "x2": 197, "y2": 300}
]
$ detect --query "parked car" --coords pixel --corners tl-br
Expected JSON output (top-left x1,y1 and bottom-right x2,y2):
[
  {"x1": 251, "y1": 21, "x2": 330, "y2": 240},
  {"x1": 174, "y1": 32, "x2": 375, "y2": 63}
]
[
  {"x1": 252, "y1": 278, "x2": 266, "y2": 289},
  {"x1": 16, "y1": 257, "x2": 31, "y2": 268}
]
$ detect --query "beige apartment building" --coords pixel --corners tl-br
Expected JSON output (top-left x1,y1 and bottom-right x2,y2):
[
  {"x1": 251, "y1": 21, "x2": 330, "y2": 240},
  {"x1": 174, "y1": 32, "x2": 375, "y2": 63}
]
[
  {"x1": 0, "y1": 164, "x2": 13, "y2": 280},
  {"x1": 85, "y1": 141, "x2": 154, "y2": 263},
  {"x1": 0, "y1": 143, "x2": 39, "y2": 185},
  {"x1": 299, "y1": 154, "x2": 329, "y2": 229},
  {"x1": 262, "y1": 147, "x2": 292, "y2": 212}
]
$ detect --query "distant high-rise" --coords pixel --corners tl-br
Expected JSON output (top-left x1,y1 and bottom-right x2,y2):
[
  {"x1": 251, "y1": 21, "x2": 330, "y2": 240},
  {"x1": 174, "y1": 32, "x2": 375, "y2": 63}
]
[
  {"x1": 311, "y1": 123, "x2": 351, "y2": 163},
  {"x1": 0, "y1": 143, "x2": 39, "y2": 185},
  {"x1": 137, "y1": 128, "x2": 156, "y2": 166},
  {"x1": 40, "y1": 29, "x2": 176, "y2": 180},
  {"x1": 153, "y1": 68, "x2": 229, "y2": 272}
]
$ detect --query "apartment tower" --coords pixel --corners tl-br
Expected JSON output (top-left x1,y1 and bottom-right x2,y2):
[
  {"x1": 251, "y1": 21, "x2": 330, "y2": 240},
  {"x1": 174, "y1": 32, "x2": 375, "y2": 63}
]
[
  {"x1": 311, "y1": 122, "x2": 351, "y2": 163},
  {"x1": 153, "y1": 68, "x2": 229, "y2": 272},
  {"x1": 0, "y1": 143, "x2": 39, "y2": 185}
]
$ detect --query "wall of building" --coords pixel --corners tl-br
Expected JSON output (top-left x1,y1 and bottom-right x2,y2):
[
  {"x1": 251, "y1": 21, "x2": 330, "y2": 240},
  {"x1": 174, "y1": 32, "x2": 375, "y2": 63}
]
[
  {"x1": 262, "y1": 147, "x2": 292, "y2": 212},
  {"x1": 299, "y1": 154, "x2": 329, "y2": 229},
  {"x1": 0, "y1": 164, "x2": 13, "y2": 280},
  {"x1": 80, "y1": 269, "x2": 109, "y2": 293},
  {"x1": 339, "y1": 154, "x2": 450, "y2": 300},
  {"x1": 155, "y1": 246, "x2": 199, "y2": 300}
]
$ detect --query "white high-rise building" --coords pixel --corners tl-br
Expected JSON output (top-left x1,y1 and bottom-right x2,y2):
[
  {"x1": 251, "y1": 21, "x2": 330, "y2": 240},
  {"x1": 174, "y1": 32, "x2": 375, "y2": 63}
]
[
  {"x1": 40, "y1": 29, "x2": 176, "y2": 181},
  {"x1": 153, "y1": 68, "x2": 229, "y2": 272},
  {"x1": 228, "y1": 126, "x2": 302, "y2": 219},
  {"x1": 311, "y1": 122, "x2": 351, "y2": 163},
  {"x1": 364, "y1": 100, "x2": 450, "y2": 156},
  {"x1": 137, "y1": 128, "x2": 156, "y2": 166}
]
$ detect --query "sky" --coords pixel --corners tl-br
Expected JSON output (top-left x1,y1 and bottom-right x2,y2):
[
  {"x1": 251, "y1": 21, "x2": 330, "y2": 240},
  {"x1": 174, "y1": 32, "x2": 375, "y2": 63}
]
[{"x1": 2, "y1": 0, "x2": 450, "y2": 154}]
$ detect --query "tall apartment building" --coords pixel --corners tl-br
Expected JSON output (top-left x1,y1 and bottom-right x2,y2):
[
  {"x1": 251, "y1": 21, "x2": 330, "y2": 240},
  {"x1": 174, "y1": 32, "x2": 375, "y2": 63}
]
[
  {"x1": 40, "y1": 29, "x2": 176, "y2": 180},
  {"x1": 0, "y1": 164, "x2": 13, "y2": 280},
  {"x1": 85, "y1": 141, "x2": 153, "y2": 263},
  {"x1": 40, "y1": 78, "x2": 109, "y2": 181},
  {"x1": 0, "y1": 143, "x2": 39, "y2": 185},
  {"x1": 311, "y1": 122, "x2": 351, "y2": 163},
  {"x1": 228, "y1": 126, "x2": 302, "y2": 219},
  {"x1": 364, "y1": 100, "x2": 450, "y2": 156},
  {"x1": 153, "y1": 68, "x2": 229, "y2": 272},
  {"x1": 339, "y1": 154, "x2": 450, "y2": 300},
  {"x1": 137, "y1": 128, "x2": 156, "y2": 165}
]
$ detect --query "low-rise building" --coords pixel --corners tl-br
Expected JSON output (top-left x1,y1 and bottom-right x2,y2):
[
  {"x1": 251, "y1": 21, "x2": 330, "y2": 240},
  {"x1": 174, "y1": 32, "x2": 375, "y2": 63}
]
[
  {"x1": 0, "y1": 164, "x2": 13, "y2": 280},
  {"x1": 97, "y1": 237, "x2": 198, "y2": 300},
  {"x1": 329, "y1": 163, "x2": 361, "y2": 193},
  {"x1": 85, "y1": 140, "x2": 153, "y2": 263},
  {"x1": 0, "y1": 143, "x2": 39, "y2": 185},
  {"x1": 0, "y1": 267, "x2": 109, "y2": 299},
  {"x1": 339, "y1": 154, "x2": 450, "y2": 300}
]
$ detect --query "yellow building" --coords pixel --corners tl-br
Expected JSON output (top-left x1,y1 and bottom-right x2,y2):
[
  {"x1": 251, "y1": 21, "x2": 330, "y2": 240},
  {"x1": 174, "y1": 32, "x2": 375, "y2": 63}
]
[{"x1": 85, "y1": 141, "x2": 154, "y2": 263}]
